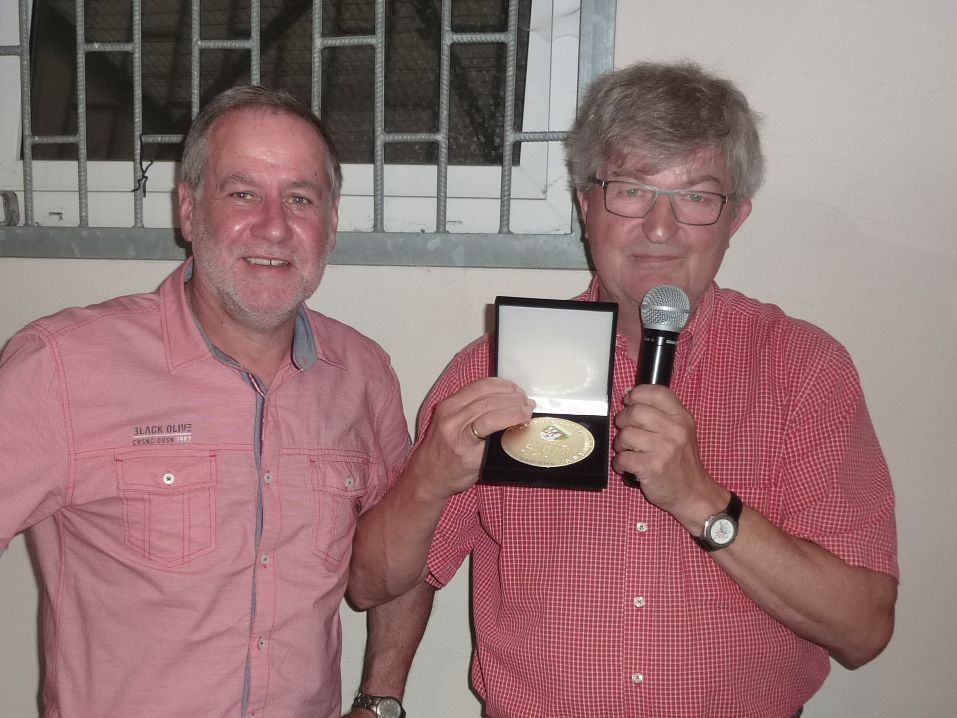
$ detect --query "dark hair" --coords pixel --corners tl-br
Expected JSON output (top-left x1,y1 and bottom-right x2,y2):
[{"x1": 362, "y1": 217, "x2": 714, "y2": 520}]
[
  {"x1": 180, "y1": 85, "x2": 342, "y2": 203},
  {"x1": 565, "y1": 62, "x2": 764, "y2": 199}
]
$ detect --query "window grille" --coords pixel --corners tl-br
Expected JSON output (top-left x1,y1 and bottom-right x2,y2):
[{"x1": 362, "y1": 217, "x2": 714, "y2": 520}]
[{"x1": 0, "y1": 0, "x2": 615, "y2": 268}]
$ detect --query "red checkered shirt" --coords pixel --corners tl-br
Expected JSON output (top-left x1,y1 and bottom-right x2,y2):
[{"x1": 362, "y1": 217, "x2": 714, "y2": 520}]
[{"x1": 424, "y1": 278, "x2": 897, "y2": 718}]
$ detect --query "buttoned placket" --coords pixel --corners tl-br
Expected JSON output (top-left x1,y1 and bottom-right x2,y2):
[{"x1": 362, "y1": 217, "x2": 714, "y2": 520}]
[
  {"x1": 238, "y1": 309, "x2": 318, "y2": 717},
  {"x1": 627, "y1": 511, "x2": 651, "y2": 698},
  {"x1": 193, "y1": 330, "x2": 273, "y2": 717},
  {"x1": 633, "y1": 521, "x2": 649, "y2": 610},
  {"x1": 623, "y1": 331, "x2": 698, "y2": 709},
  {"x1": 618, "y1": 345, "x2": 652, "y2": 706},
  {"x1": 240, "y1": 370, "x2": 270, "y2": 717}
]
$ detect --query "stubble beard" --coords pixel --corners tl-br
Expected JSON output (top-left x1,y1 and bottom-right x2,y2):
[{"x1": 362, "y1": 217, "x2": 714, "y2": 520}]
[{"x1": 190, "y1": 226, "x2": 330, "y2": 333}]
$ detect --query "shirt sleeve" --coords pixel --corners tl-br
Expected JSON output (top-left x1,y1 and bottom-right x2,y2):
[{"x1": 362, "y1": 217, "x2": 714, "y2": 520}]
[
  {"x1": 368, "y1": 362, "x2": 413, "y2": 507},
  {"x1": 0, "y1": 326, "x2": 71, "y2": 551},
  {"x1": 419, "y1": 336, "x2": 493, "y2": 588},
  {"x1": 778, "y1": 339, "x2": 898, "y2": 579}
]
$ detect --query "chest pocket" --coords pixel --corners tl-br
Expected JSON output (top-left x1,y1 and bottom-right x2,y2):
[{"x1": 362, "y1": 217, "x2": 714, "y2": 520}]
[
  {"x1": 115, "y1": 450, "x2": 217, "y2": 568},
  {"x1": 310, "y1": 453, "x2": 372, "y2": 566}
]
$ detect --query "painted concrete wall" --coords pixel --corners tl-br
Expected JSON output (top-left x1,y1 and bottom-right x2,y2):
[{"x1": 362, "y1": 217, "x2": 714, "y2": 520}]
[{"x1": 1, "y1": 1, "x2": 956, "y2": 715}]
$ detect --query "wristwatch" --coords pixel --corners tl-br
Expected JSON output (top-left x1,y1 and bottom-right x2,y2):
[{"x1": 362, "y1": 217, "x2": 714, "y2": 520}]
[
  {"x1": 351, "y1": 692, "x2": 405, "y2": 718},
  {"x1": 694, "y1": 491, "x2": 743, "y2": 552}
]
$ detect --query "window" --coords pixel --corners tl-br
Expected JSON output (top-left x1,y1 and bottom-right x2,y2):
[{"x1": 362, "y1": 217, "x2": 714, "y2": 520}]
[{"x1": 0, "y1": 0, "x2": 616, "y2": 267}]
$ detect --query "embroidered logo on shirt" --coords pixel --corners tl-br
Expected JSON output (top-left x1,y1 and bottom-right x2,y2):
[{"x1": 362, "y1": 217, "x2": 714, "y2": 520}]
[{"x1": 132, "y1": 423, "x2": 193, "y2": 446}]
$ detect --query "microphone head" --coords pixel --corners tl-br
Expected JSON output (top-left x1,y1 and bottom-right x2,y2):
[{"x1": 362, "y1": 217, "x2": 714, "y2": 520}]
[{"x1": 641, "y1": 284, "x2": 690, "y2": 333}]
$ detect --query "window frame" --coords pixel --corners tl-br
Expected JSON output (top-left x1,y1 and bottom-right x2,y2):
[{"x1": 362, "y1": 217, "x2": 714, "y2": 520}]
[{"x1": 0, "y1": 0, "x2": 616, "y2": 268}]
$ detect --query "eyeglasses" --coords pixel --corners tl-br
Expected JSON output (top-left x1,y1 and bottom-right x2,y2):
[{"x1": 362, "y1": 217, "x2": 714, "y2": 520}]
[{"x1": 590, "y1": 178, "x2": 730, "y2": 226}]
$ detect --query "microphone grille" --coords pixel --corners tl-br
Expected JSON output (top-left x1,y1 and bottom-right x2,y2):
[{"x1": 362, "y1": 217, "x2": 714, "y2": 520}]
[{"x1": 640, "y1": 284, "x2": 691, "y2": 332}]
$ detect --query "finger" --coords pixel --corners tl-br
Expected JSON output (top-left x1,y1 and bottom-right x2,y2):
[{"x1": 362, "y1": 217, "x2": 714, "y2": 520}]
[
  {"x1": 447, "y1": 377, "x2": 527, "y2": 408},
  {"x1": 432, "y1": 380, "x2": 528, "y2": 428},
  {"x1": 613, "y1": 426, "x2": 639, "y2": 454},
  {"x1": 467, "y1": 396, "x2": 535, "y2": 441},
  {"x1": 622, "y1": 383, "x2": 679, "y2": 409},
  {"x1": 612, "y1": 447, "x2": 650, "y2": 479},
  {"x1": 614, "y1": 401, "x2": 662, "y2": 433}
]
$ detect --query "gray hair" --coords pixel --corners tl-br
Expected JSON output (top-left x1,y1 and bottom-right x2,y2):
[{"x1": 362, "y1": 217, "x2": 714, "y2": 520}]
[
  {"x1": 180, "y1": 85, "x2": 342, "y2": 204},
  {"x1": 565, "y1": 62, "x2": 764, "y2": 199}
]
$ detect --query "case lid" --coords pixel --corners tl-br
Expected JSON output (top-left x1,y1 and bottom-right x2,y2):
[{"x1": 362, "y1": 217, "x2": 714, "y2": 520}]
[{"x1": 496, "y1": 297, "x2": 617, "y2": 416}]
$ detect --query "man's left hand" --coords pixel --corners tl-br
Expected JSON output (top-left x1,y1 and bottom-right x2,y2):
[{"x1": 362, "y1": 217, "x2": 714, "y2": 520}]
[{"x1": 612, "y1": 384, "x2": 727, "y2": 531}]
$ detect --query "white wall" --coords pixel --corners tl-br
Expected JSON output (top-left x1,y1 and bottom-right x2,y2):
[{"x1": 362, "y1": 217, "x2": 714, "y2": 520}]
[{"x1": 2, "y1": 1, "x2": 956, "y2": 716}]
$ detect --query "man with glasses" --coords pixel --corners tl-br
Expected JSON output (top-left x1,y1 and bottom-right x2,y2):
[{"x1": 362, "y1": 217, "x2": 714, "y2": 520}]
[{"x1": 345, "y1": 62, "x2": 898, "y2": 718}]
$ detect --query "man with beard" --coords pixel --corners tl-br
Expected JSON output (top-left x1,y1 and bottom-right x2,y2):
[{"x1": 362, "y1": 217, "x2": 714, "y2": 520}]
[{"x1": 0, "y1": 86, "x2": 411, "y2": 717}]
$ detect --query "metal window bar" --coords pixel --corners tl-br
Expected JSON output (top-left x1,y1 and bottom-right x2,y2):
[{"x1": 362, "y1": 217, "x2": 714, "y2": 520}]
[{"x1": 0, "y1": 0, "x2": 616, "y2": 267}]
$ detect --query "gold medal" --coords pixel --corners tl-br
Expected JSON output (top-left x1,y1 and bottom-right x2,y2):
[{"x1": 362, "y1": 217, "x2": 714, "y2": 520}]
[{"x1": 501, "y1": 416, "x2": 595, "y2": 469}]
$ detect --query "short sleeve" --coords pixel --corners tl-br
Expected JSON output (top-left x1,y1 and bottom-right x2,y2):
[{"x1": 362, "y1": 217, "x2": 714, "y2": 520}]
[
  {"x1": 0, "y1": 327, "x2": 72, "y2": 550},
  {"x1": 778, "y1": 341, "x2": 898, "y2": 579},
  {"x1": 367, "y1": 363, "x2": 412, "y2": 509},
  {"x1": 419, "y1": 336, "x2": 493, "y2": 588}
]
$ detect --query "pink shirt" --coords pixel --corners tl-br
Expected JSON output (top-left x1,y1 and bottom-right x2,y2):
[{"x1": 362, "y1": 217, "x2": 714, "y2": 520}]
[
  {"x1": 425, "y1": 279, "x2": 897, "y2": 718},
  {"x1": 0, "y1": 260, "x2": 410, "y2": 718}
]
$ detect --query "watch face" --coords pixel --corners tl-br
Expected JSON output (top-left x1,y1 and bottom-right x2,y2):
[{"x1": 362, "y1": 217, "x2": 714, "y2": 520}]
[
  {"x1": 377, "y1": 698, "x2": 403, "y2": 718},
  {"x1": 708, "y1": 517, "x2": 736, "y2": 546}
]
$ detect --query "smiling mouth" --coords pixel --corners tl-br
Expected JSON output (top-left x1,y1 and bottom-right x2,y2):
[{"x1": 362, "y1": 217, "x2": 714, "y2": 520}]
[{"x1": 245, "y1": 257, "x2": 289, "y2": 267}]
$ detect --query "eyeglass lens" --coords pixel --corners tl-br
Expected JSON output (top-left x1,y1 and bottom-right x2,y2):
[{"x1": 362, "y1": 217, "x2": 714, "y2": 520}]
[{"x1": 603, "y1": 182, "x2": 724, "y2": 225}]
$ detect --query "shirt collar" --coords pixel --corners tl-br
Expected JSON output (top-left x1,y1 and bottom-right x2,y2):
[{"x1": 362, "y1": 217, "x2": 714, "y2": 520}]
[
  {"x1": 161, "y1": 258, "x2": 320, "y2": 373},
  {"x1": 679, "y1": 282, "x2": 715, "y2": 376}
]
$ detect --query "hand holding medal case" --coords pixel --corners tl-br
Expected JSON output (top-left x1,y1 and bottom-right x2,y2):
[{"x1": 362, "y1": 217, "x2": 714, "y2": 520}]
[{"x1": 480, "y1": 296, "x2": 618, "y2": 490}]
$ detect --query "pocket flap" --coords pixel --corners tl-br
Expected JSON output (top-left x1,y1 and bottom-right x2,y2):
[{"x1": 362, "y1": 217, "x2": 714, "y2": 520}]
[
  {"x1": 116, "y1": 450, "x2": 216, "y2": 492},
  {"x1": 310, "y1": 452, "x2": 371, "y2": 497}
]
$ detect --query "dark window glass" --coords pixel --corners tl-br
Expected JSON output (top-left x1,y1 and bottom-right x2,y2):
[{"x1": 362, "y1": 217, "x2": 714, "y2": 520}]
[{"x1": 29, "y1": 0, "x2": 531, "y2": 165}]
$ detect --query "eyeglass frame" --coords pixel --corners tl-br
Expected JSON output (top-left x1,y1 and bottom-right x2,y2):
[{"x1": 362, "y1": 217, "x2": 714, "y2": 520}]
[{"x1": 588, "y1": 177, "x2": 731, "y2": 226}]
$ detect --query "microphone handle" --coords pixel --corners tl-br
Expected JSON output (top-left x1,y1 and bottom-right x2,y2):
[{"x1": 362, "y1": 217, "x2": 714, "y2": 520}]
[
  {"x1": 623, "y1": 329, "x2": 679, "y2": 488},
  {"x1": 637, "y1": 329, "x2": 679, "y2": 386}
]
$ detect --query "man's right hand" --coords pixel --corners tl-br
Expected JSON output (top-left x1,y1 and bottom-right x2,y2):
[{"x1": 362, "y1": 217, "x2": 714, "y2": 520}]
[
  {"x1": 347, "y1": 381, "x2": 531, "y2": 609},
  {"x1": 408, "y1": 377, "x2": 534, "y2": 501}
]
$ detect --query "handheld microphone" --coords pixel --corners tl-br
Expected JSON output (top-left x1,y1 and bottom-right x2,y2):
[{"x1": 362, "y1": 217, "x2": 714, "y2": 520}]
[
  {"x1": 623, "y1": 284, "x2": 690, "y2": 487},
  {"x1": 637, "y1": 284, "x2": 690, "y2": 386}
]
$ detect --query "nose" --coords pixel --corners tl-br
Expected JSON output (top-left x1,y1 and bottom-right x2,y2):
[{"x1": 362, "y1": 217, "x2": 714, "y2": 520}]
[
  {"x1": 252, "y1": 196, "x2": 292, "y2": 243},
  {"x1": 641, "y1": 193, "x2": 679, "y2": 244}
]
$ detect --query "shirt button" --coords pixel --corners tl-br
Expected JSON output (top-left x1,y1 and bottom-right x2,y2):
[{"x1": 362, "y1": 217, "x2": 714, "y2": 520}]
[
  {"x1": 263, "y1": 472, "x2": 273, "y2": 485},
  {"x1": 257, "y1": 637, "x2": 267, "y2": 650},
  {"x1": 260, "y1": 554, "x2": 270, "y2": 566},
  {"x1": 633, "y1": 596, "x2": 646, "y2": 608},
  {"x1": 163, "y1": 472, "x2": 175, "y2": 485},
  {"x1": 344, "y1": 476, "x2": 355, "y2": 489},
  {"x1": 632, "y1": 672, "x2": 645, "y2": 684},
  {"x1": 636, "y1": 522, "x2": 648, "y2": 533}
]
